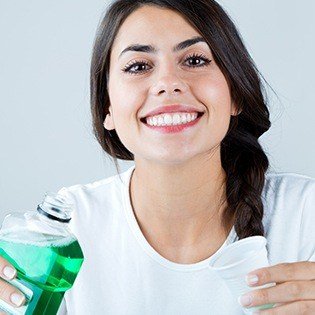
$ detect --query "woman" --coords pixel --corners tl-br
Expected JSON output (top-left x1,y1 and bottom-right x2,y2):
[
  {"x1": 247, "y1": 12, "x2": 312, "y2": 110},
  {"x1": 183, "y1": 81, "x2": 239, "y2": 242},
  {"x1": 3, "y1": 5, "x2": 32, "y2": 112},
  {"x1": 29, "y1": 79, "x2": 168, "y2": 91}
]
[{"x1": 0, "y1": 0, "x2": 314, "y2": 314}]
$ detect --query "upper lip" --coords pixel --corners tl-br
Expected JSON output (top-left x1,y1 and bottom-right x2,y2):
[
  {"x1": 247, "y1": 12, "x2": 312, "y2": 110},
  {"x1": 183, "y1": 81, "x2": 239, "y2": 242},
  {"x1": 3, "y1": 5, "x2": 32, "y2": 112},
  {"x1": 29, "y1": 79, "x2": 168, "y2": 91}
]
[{"x1": 141, "y1": 104, "x2": 205, "y2": 119}]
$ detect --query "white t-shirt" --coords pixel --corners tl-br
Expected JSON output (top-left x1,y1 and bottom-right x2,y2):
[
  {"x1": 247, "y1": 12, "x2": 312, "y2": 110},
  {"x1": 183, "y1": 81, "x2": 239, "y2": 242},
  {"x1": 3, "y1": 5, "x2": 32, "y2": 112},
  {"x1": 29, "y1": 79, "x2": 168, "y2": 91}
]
[{"x1": 56, "y1": 165, "x2": 315, "y2": 315}]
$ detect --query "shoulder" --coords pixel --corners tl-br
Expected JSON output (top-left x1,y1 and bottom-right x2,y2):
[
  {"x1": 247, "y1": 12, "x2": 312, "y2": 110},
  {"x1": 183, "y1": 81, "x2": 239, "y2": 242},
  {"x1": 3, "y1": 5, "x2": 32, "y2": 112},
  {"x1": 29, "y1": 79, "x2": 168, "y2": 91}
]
[
  {"x1": 55, "y1": 165, "x2": 134, "y2": 239},
  {"x1": 57, "y1": 165, "x2": 134, "y2": 203},
  {"x1": 262, "y1": 171, "x2": 315, "y2": 215},
  {"x1": 56, "y1": 165, "x2": 134, "y2": 225},
  {"x1": 262, "y1": 171, "x2": 315, "y2": 261},
  {"x1": 263, "y1": 171, "x2": 315, "y2": 217},
  {"x1": 264, "y1": 171, "x2": 315, "y2": 197}
]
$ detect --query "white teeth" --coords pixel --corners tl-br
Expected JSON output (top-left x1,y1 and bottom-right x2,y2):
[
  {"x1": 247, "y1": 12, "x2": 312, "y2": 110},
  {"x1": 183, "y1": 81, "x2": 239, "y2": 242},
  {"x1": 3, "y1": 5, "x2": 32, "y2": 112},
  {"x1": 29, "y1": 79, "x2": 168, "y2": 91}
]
[
  {"x1": 164, "y1": 114, "x2": 173, "y2": 125},
  {"x1": 181, "y1": 114, "x2": 188, "y2": 124},
  {"x1": 152, "y1": 116, "x2": 158, "y2": 125},
  {"x1": 146, "y1": 112, "x2": 199, "y2": 126},
  {"x1": 158, "y1": 116, "x2": 164, "y2": 125},
  {"x1": 172, "y1": 114, "x2": 180, "y2": 124}
]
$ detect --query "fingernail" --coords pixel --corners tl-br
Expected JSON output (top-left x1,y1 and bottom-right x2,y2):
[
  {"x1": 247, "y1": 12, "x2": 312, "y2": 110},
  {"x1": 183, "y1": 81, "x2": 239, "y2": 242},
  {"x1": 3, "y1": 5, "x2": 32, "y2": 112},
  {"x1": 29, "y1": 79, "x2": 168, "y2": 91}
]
[
  {"x1": 10, "y1": 292, "x2": 25, "y2": 306},
  {"x1": 238, "y1": 294, "x2": 253, "y2": 306},
  {"x1": 3, "y1": 266, "x2": 16, "y2": 280},
  {"x1": 246, "y1": 274, "x2": 259, "y2": 285}
]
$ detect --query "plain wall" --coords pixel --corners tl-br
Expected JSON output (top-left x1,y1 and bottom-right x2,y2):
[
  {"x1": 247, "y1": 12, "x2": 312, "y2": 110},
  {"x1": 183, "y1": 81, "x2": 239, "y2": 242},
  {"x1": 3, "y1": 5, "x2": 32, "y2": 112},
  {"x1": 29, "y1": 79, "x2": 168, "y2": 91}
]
[{"x1": 1, "y1": 0, "x2": 314, "y2": 221}]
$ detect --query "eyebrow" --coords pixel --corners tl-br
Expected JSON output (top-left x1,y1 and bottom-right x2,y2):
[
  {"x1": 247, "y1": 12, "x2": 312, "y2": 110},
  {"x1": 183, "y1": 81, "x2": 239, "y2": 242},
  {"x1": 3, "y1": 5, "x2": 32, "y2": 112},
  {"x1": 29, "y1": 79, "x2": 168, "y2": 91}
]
[{"x1": 118, "y1": 36, "x2": 206, "y2": 59}]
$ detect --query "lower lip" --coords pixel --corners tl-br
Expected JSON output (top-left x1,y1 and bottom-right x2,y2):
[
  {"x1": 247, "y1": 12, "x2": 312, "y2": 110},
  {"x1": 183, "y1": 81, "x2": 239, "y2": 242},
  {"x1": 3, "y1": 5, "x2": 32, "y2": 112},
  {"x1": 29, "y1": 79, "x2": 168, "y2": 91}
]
[{"x1": 142, "y1": 113, "x2": 204, "y2": 134}]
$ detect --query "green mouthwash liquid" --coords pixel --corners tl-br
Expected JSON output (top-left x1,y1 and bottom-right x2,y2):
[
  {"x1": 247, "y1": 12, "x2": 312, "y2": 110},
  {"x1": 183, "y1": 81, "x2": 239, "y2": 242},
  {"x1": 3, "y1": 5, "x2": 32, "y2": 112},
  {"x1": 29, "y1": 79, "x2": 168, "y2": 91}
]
[
  {"x1": 0, "y1": 191, "x2": 84, "y2": 315},
  {"x1": 0, "y1": 228, "x2": 84, "y2": 315}
]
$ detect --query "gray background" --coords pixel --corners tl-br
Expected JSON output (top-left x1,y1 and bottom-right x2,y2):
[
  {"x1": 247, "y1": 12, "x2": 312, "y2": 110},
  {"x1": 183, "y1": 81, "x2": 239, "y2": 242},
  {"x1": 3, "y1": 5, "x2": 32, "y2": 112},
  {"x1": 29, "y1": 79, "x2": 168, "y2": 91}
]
[{"x1": 1, "y1": 0, "x2": 314, "y2": 221}]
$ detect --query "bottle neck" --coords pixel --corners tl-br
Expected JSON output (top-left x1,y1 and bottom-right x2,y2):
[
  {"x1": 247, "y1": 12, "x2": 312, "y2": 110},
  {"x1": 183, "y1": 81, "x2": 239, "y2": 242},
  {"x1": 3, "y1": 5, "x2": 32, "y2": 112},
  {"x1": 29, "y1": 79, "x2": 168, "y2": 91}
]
[
  {"x1": 37, "y1": 205, "x2": 71, "y2": 223},
  {"x1": 37, "y1": 192, "x2": 73, "y2": 223}
]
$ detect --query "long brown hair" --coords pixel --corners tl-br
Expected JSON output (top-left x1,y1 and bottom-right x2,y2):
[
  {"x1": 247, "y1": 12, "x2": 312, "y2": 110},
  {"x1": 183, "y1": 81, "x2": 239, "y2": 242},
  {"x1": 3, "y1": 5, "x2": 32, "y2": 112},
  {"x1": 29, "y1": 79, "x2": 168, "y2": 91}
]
[{"x1": 90, "y1": 0, "x2": 274, "y2": 240}]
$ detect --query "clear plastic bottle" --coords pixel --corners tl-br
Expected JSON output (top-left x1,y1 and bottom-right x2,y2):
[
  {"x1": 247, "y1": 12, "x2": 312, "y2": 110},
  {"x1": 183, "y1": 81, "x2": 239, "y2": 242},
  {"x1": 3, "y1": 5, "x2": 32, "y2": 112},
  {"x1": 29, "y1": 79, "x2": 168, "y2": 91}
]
[{"x1": 0, "y1": 192, "x2": 84, "y2": 315}]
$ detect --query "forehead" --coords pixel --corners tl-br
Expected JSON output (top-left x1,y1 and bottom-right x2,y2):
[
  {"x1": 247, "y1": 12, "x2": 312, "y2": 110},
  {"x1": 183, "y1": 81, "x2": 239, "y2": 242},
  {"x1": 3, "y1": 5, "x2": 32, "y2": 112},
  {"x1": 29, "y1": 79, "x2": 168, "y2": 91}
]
[{"x1": 111, "y1": 5, "x2": 202, "y2": 57}]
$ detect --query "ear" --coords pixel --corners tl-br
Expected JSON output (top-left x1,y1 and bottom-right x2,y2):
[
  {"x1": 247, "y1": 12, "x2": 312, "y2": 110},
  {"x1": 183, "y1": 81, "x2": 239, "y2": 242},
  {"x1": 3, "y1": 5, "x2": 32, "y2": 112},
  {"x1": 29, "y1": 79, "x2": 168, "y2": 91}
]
[
  {"x1": 103, "y1": 105, "x2": 115, "y2": 130},
  {"x1": 231, "y1": 102, "x2": 242, "y2": 116}
]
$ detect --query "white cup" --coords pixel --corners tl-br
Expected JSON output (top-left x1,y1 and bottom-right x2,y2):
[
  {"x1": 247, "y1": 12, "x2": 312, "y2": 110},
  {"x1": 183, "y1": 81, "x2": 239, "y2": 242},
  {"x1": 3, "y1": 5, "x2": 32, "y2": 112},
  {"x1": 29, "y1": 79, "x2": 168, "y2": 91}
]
[{"x1": 208, "y1": 236, "x2": 275, "y2": 314}]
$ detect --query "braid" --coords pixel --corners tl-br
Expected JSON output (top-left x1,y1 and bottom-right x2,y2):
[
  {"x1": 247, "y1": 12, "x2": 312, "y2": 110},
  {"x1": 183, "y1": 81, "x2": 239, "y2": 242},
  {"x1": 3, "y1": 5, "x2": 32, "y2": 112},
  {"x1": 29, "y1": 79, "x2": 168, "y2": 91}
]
[{"x1": 221, "y1": 115, "x2": 270, "y2": 240}]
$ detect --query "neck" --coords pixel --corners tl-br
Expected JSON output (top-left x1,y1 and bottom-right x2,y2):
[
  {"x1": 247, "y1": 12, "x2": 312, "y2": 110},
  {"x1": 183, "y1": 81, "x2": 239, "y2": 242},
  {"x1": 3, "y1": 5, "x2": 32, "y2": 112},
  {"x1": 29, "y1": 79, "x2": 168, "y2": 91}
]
[{"x1": 129, "y1": 152, "x2": 232, "y2": 256}]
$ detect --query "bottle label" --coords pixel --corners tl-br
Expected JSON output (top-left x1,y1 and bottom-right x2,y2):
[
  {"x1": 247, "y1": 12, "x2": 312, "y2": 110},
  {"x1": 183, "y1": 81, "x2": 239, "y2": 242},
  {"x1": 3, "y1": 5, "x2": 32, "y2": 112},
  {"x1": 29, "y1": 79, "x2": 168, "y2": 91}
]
[{"x1": 0, "y1": 279, "x2": 33, "y2": 315}]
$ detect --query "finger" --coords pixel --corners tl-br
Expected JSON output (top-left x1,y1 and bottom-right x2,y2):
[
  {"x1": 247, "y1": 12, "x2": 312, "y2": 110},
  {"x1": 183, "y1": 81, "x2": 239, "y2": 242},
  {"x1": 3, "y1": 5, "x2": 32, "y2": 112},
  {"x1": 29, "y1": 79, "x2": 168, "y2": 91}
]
[
  {"x1": 239, "y1": 280, "x2": 315, "y2": 308},
  {"x1": 0, "y1": 278, "x2": 26, "y2": 308},
  {"x1": 255, "y1": 300, "x2": 315, "y2": 314},
  {"x1": 246, "y1": 261, "x2": 315, "y2": 287},
  {"x1": 0, "y1": 257, "x2": 17, "y2": 281}
]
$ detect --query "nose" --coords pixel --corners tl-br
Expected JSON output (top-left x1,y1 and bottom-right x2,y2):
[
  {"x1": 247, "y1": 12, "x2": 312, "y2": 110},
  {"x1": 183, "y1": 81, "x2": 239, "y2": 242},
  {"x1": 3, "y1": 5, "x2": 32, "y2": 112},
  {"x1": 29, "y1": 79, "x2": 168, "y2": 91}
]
[{"x1": 150, "y1": 73, "x2": 189, "y2": 96}]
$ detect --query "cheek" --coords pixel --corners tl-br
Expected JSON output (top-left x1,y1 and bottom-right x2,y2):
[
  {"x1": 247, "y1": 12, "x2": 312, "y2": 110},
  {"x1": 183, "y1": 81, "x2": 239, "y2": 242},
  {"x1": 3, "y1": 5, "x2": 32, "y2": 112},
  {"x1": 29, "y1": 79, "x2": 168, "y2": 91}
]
[
  {"x1": 193, "y1": 74, "x2": 232, "y2": 116},
  {"x1": 108, "y1": 80, "x2": 143, "y2": 125},
  {"x1": 192, "y1": 75, "x2": 232, "y2": 137},
  {"x1": 107, "y1": 86, "x2": 144, "y2": 152}
]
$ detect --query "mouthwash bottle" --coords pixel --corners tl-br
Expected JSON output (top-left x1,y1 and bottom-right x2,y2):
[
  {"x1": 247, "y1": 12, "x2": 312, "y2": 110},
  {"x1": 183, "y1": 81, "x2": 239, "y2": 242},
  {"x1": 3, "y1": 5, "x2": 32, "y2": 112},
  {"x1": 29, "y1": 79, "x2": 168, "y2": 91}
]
[{"x1": 0, "y1": 192, "x2": 84, "y2": 315}]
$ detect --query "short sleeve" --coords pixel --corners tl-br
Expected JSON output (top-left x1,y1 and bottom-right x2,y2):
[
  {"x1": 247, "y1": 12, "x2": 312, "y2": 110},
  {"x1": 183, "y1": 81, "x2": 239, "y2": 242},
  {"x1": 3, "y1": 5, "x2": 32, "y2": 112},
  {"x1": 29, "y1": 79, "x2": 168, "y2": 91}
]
[{"x1": 299, "y1": 179, "x2": 315, "y2": 261}]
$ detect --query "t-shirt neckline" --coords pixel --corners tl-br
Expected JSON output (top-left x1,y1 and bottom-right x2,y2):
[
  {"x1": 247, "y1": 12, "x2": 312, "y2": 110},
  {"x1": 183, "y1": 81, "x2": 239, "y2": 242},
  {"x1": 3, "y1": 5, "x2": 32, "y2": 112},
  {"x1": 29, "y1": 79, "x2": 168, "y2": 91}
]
[{"x1": 121, "y1": 164, "x2": 238, "y2": 272}]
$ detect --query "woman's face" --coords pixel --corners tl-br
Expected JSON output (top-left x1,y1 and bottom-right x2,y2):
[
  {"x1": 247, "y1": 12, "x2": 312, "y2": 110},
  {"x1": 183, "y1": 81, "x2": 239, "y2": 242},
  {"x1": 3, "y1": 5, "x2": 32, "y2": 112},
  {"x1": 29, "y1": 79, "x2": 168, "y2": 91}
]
[{"x1": 106, "y1": 5, "x2": 238, "y2": 165}]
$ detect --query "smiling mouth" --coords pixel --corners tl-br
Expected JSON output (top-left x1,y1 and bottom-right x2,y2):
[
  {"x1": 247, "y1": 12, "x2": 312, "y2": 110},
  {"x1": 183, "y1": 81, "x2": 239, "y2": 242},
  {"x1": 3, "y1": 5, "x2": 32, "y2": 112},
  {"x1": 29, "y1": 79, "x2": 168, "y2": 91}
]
[{"x1": 140, "y1": 112, "x2": 204, "y2": 125}]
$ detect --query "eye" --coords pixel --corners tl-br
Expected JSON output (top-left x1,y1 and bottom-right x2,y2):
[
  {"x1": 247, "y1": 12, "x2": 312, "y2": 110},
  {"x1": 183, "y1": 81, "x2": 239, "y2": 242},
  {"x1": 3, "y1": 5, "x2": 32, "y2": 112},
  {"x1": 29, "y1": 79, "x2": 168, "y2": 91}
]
[
  {"x1": 184, "y1": 53, "x2": 211, "y2": 68},
  {"x1": 121, "y1": 53, "x2": 211, "y2": 76},
  {"x1": 121, "y1": 59, "x2": 150, "y2": 76}
]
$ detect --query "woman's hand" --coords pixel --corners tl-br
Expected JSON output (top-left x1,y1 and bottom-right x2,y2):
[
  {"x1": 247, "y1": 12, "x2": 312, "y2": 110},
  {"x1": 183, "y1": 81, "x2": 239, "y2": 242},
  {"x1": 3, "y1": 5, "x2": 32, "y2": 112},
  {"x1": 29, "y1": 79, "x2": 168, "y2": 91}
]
[
  {"x1": 0, "y1": 256, "x2": 25, "y2": 312},
  {"x1": 238, "y1": 261, "x2": 315, "y2": 314}
]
